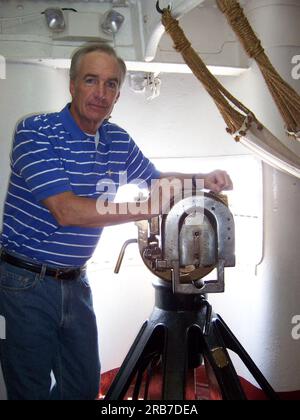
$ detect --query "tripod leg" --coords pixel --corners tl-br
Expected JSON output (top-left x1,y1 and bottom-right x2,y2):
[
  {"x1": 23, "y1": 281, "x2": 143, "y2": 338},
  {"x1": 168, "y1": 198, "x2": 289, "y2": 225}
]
[
  {"x1": 143, "y1": 354, "x2": 161, "y2": 400},
  {"x1": 200, "y1": 322, "x2": 247, "y2": 400},
  {"x1": 215, "y1": 315, "x2": 279, "y2": 400},
  {"x1": 105, "y1": 321, "x2": 164, "y2": 400},
  {"x1": 203, "y1": 356, "x2": 223, "y2": 400},
  {"x1": 161, "y1": 320, "x2": 188, "y2": 400},
  {"x1": 132, "y1": 362, "x2": 146, "y2": 400}
]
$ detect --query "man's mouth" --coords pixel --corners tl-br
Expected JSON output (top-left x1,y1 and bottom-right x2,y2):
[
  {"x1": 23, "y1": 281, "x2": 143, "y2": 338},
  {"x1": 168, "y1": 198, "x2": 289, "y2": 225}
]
[{"x1": 88, "y1": 103, "x2": 107, "y2": 110}]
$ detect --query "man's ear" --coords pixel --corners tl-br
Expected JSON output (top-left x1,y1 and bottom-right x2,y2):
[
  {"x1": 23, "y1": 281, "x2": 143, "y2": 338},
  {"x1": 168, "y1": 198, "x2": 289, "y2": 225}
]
[
  {"x1": 69, "y1": 79, "x2": 75, "y2": 98},
  {"x1": 115, "y1": 91, "x2": 120, "y2": 103}
]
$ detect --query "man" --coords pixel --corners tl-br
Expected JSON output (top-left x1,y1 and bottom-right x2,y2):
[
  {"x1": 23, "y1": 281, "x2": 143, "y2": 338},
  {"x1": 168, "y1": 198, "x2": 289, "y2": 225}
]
[{"x1": 0, "y1": 43, "x2": 232, "y2": 400}]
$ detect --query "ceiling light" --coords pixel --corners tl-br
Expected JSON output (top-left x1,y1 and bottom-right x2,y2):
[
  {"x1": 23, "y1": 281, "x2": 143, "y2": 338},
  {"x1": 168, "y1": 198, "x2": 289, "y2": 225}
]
[
  {"x1": 101, "y1": 10, "x2": 125, "y2": 35},
  {"x1": 128, "y1": 72, "x2": 162, "y2": 100},
  {"x1": 128, "y1": 72, "x2": 147, "y2": 93},
  {"x1": 43, "y1": 8, "x2": 65, "y2": 32}
]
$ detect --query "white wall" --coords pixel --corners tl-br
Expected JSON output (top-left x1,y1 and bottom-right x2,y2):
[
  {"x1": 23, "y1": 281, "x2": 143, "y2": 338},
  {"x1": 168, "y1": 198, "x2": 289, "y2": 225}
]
[
  {"x1": 0, "y1": 62, "x2": 70, "y2": 215},
  {"x1": 113, "y1": 73, "x2": 248, "y2": 159}
]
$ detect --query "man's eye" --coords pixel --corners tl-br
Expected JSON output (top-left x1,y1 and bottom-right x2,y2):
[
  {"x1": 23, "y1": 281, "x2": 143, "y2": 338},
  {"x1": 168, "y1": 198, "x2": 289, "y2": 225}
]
[
  {"x1": 85, "y1": 78, "x2": 97, "y2": 85},
  {"x1": 107, "y1": 81, "x2": 118, "y2": 89}
]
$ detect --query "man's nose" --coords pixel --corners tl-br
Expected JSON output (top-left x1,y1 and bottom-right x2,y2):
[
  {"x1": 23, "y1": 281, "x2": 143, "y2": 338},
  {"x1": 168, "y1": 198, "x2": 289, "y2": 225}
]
[{"x1": 94, "y1": 82, "x2": 107, "y2": 99}]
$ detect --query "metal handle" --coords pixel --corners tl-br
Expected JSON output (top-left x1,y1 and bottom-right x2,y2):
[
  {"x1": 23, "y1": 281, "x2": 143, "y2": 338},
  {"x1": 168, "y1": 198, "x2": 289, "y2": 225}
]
[{"x1": 114, "y1": 239, "x2": 138, "y2": 274}]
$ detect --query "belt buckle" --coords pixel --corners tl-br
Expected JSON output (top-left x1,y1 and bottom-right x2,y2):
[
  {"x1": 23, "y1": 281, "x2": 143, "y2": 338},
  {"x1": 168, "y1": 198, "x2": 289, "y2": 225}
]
[
  {"x1": 55, "y1": 267, "x2": 82, "y2": 280},
  {"x1": 55, "y1": 269, "x2": 64, "y2": 280},
  {"x1": 55, "y1": 268, "x2": 76, "y2": 280}
]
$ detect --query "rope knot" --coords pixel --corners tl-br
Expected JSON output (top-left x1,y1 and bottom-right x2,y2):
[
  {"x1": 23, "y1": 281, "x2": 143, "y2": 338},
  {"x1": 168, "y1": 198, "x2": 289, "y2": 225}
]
[
  {"x1": 217, "y1": 0, "x2": 265, "y2": 59},
  {"x1": 162, "y1": 10, "x2": 191, "y2": 53}
]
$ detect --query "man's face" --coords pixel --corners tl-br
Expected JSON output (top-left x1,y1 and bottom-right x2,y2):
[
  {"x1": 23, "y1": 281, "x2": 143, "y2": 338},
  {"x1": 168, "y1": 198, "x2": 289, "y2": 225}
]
[{"x1": 70, "y1": 51, "x2": 122, "y2": 133}]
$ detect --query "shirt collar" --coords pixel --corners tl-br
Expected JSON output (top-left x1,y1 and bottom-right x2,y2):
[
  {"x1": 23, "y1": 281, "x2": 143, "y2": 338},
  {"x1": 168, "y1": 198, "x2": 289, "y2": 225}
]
[
  {"x1": 59, "y1": 103, "x2": 111, "y2": 143},
  {"x1": 59, "y1": 103, "x2": 93, "y2": 139}
]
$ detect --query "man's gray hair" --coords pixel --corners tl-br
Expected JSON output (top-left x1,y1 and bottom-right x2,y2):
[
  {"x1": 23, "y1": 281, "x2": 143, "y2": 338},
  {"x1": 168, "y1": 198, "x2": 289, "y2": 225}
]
[{"x1": 70, "y1": 43, "x2": 127, "y2": 85}]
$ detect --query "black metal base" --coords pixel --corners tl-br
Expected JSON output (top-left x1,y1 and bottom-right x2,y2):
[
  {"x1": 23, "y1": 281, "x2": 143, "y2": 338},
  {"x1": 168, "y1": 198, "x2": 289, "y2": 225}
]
[{"x1": 105, "y1": 280, "x2": 279, "y2": 400}]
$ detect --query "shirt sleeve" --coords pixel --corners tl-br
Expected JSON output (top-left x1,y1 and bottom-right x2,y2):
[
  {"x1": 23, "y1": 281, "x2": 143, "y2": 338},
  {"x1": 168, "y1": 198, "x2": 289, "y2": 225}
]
[
  {"x1": 11, "y1": 117, "x2": 72, "y2": 202},
  {"x1": 125, "y1": 137, "x2": 161, "y2": 187}
]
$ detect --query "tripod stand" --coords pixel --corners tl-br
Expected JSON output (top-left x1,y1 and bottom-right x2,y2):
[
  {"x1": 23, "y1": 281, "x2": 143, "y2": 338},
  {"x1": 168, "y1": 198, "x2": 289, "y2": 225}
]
[{"x1": 105, "y1": 279, "x2": 278, "y2": 400}]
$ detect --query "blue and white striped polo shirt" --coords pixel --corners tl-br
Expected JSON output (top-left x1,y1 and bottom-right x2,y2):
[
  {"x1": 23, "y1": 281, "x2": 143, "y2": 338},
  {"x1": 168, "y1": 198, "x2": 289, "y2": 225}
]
[{"x1": 0, "y1": 104, "x2": 160, "y2": 267}]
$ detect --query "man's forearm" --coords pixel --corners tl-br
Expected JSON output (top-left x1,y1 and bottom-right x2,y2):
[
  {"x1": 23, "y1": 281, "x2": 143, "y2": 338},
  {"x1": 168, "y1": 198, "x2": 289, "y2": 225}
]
[{"x1": 43, "y1": 191, "x2": 154, "y2": 228}]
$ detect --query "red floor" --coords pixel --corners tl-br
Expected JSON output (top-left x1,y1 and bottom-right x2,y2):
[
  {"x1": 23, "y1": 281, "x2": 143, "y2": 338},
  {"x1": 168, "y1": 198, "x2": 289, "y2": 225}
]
[{"x1": 99, "y1": 366, "x2": 300, "y2": 400}]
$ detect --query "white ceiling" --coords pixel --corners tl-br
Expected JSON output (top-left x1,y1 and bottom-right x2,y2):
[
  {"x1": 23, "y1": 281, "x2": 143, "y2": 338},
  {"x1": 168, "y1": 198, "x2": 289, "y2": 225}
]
[{"x1": 0, "y1": 0, "x2": 249, "y2": 74}]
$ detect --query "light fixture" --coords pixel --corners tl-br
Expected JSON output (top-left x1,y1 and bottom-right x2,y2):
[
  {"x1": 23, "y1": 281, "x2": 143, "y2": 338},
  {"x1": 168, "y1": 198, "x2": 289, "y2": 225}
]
[
  {"x1": 101, "y1": 10, "x2": 125, "y2": 35},
  {"x1": 128, "y1": 72, "x2": 147, "y2": 93},
  {"x1": 43, "y1": 8, "x2": 65, "y2": 32},
  {"x1": 129, "y1": 72, "x2": 162, "y2": 100}
]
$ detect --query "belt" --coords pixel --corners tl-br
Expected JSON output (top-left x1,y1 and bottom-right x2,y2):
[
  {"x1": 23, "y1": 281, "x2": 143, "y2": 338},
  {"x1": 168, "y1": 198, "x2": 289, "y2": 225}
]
[{"x1": 0, "y1": 251, "x2": 84, "y2": 280}]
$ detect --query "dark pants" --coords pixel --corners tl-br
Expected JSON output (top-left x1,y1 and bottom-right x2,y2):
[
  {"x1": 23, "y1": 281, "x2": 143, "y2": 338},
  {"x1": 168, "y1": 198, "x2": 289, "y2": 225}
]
[{"x1": 0, "y1": 258, "x2": 100, "y2": 400}]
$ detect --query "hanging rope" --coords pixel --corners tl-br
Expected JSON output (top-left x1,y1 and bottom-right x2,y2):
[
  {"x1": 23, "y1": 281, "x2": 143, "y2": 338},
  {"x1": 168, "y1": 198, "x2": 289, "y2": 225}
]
[
  {"x1": 156, "y1": 2, "x2": 300, "y2": 178},
  {"x1": 159, "y1": 6, "x2": 261, "y2": 138},
  {"x1": 216, "y1": 0, "x2": 300, "y2": 140}
]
